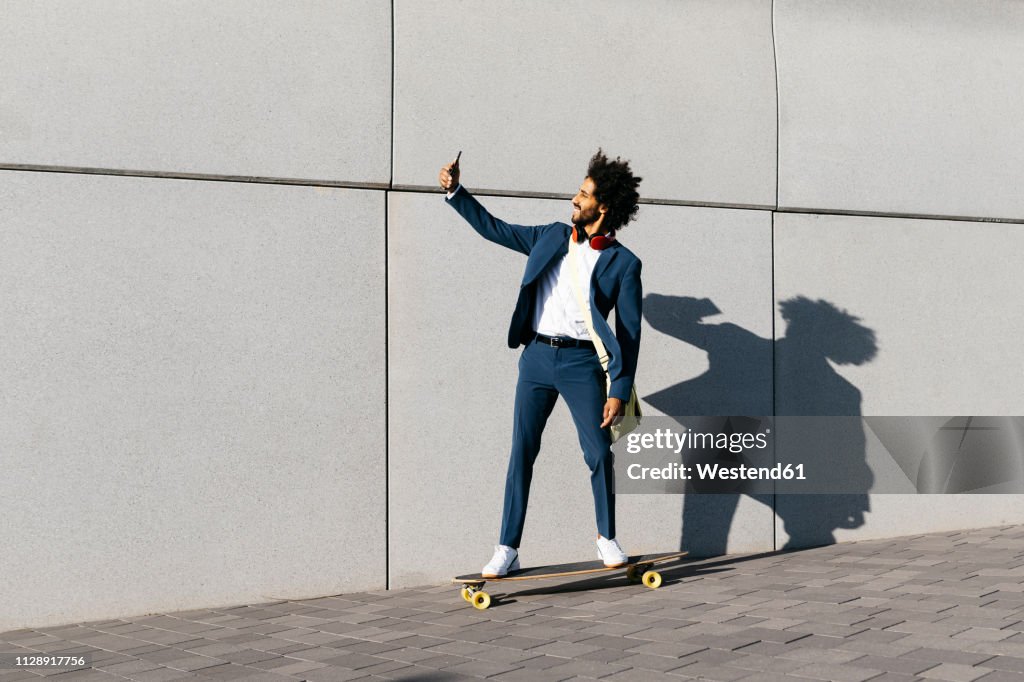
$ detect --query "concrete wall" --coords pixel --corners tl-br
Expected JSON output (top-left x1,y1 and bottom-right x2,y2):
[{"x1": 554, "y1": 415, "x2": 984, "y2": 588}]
[
  {"x1": 3, "y1": 0, "x2": 1024, "y2": 629},
  {"x1": 393, "y1": 0, "x2": 777, "y2": 206},
  {"x1": 0, "y1": 0, "x2": 391, "y2": 183},
  {"x1": 0, "y1": 172, "x2": 386, "y2": 628},
  {"x1": 773, "y1": 212, "x2": 1024, "y2": 547},
  {"x1": 771, "y1": 0, "x2": 1024, "y2": 550},
  {"x1": 1, "y1": 0, "x2": 390, "y2": 631},
  {"x1": 775, "y1": 0, "x2": 1024, "y2": 220}
]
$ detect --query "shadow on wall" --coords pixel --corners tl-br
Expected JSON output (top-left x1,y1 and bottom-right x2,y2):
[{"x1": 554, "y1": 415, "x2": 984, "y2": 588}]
[{"x1": 641, "y1": 293, "x2": 878, "y2": 554}]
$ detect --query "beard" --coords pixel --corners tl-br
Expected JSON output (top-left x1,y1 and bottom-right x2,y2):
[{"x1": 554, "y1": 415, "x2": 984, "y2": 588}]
[{"x1": 572, "y1": 205, "x2": 600, "y2": 229}]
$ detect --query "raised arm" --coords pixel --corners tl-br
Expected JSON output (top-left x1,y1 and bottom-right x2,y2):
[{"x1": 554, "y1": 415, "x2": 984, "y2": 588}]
[{"x1": 439, "y1": 158, "x2": 550, "y2": 255}]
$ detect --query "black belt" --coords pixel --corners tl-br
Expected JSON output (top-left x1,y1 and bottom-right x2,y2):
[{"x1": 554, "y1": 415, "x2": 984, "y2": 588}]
[{"x1": 534, "y1": 333, "x2": 595, "y2": 350}]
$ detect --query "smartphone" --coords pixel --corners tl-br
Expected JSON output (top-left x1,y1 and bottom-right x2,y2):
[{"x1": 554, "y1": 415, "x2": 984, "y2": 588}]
[{"x1": 453, "y1": 150, "x2": 462, "y2": 169}]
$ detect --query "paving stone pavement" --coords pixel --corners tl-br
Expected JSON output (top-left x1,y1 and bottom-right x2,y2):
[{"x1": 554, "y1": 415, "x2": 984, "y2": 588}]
[{"x1": 4, "y1": 525, "x2": 1024, "y2": 682}]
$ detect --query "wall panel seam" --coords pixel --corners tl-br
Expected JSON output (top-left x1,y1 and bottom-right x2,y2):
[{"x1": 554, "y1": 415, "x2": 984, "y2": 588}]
[
  {"x1": 771, "y1": 0, "x2": 779, "y2": 554},
  {"x1": 5, "y1": 168, "x2": 1023, "y2": 224},
  {"x1": 771, "y1": 0, "x2": 780, "y2": 212},
  {"x1": 0, "y1": 164, "x2": 390, "y2": 191},
  {"x1": 386, "y1": 0, "x2": 395, "y2": 590},
  {"x1": 385, "y1": 188, "x2": 391, "y2": 591},
  {"x1": 771, "y1": 211, "x2": 778, "y2": 551}
]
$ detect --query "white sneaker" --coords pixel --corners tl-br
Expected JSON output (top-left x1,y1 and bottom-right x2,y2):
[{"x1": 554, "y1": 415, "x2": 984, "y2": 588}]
[
  {"x1": 596, "y1": 536, "x2": 628, "y2": 567},
  {"x1": 482, "y1": 545, "x2": 520, "y2": 578}
]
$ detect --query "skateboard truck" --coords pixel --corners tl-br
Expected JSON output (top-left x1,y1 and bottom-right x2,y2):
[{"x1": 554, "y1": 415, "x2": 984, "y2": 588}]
[
  {"x1": 625, "y1": 562, "x2": 663, "y2": 588},
  {"x1": 459, "y1": 582, "x2": 491, "y2": 610}
]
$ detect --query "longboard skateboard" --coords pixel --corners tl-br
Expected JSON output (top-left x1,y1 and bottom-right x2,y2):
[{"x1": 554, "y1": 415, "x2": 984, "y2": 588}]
[{"x1": 452, "y1": 551, "x2": 688, "y2": 609}]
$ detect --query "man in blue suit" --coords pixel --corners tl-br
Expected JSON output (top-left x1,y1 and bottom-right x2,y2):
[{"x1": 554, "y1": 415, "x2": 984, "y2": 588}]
[{"x1": 439, "y1": 151, "x2": 643, "y2": 577}]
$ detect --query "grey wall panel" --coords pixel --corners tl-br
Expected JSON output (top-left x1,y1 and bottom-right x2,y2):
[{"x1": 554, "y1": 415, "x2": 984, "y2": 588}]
[
  {"x1": 393, "y1": 0, "x2": 777, "y2": 207},
  {"x1": 774, "y1": 212, "x2": 1024, "y2": 549},
  {"x1": 635, "y1": 206, "x2": 774, "y2": 418},
  {"x1": 0, "y1": 172, "x2": 385, "y2": 630},
  {"x1": 775, "y1": 213, "x2": 1024, "y2": 416},
  {"x1": 0, "y1": 1, "x2": 391, "y2": 183},
  {"x1": 628, "y1": 205, "x2": 775, "y2": 557},
  {"x1": 776, "y1": 0, "x2": 1024, "y2": 221},
  {"x1": 388, "y1": 192, "x2": 774, "y2": 588}
]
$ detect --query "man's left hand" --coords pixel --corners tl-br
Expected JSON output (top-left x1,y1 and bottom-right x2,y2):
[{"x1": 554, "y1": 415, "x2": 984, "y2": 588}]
[{"x1": 601, "y1": 398, "x2": 625, "y2": 428}]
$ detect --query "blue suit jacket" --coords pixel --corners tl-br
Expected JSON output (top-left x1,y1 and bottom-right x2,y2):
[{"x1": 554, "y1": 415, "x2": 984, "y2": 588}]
[{"x1": 447, "y1": 187, "x2": 642, "y2": 401}]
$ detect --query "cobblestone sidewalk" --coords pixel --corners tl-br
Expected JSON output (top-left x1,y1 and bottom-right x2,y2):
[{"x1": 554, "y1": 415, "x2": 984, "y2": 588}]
[{"x1": 3, "y1": 525, "x2": 1024, "y2": 682}]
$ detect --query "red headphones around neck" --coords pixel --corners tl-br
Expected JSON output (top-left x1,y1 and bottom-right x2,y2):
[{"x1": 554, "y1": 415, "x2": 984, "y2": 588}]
[{"x1": 572, "y1": 226, "x2": 615, "y2": 251}]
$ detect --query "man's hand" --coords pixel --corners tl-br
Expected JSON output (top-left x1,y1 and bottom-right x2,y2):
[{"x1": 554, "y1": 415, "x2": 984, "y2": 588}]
[
  {"x1": 439, "y1": 156, "x2": 461, "y2": 192},
  {"x1": 601, "y1": 397, "x2": 625, "y2": 428}
]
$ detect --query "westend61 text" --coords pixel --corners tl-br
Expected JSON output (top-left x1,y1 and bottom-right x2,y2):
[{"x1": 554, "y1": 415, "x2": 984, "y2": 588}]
[
  {"x1": 627, "y1": 462, "x2": 806, "y2": 481},
  {"x1": 624, "y1": 427, "x2": 770, "y2": 454}
]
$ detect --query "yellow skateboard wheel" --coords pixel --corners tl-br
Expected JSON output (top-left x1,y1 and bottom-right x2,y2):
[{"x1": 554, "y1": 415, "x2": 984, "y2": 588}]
[
  {"x1": 642, "y1": 570, "x2": 662, "y2": 589},
  {"x1": 461, "y1": 587, "x2": 472, "y2": 602},
  {"x1": 472, "y1": 591, "x2": 491, "y2": 610}
]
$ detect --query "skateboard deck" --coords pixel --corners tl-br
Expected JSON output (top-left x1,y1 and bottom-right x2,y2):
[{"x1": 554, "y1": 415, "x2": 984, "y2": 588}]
[{"x1": 452, "y1": 551, "x2": 688, "y2": 609}]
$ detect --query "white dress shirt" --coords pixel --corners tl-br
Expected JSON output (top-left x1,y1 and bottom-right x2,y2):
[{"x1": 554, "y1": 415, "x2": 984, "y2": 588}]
[
  {"x1": 447, "y1": 184, "x2": 602, "y2": 341},
  {"x1": 533, "y1": 240, "x2": 601, "y2": 340}
]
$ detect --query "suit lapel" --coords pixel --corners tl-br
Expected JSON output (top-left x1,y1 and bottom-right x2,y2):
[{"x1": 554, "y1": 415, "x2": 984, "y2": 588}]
[
  {"x1": 522, "y1": 227, "x2": 620, "y2": 286},
  {"x1": 591, "y1": 245, "x2": 619, "y2": 283},
  {"x1": 522, "y1": 226, "x2": 571, "y2": 286}
]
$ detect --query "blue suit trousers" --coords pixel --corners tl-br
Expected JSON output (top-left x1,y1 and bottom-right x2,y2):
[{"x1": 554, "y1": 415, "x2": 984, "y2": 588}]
[{"x1": 499, "y1": 338, "x2": 616, "y2": 548}]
